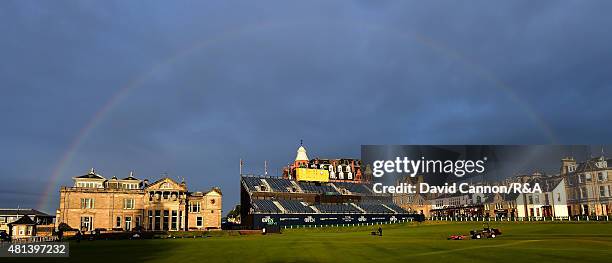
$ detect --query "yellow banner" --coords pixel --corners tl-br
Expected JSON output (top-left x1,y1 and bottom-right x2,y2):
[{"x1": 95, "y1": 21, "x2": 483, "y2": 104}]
[{"x1": 296, "y1": 168, "x2": 329, "y2": 182}]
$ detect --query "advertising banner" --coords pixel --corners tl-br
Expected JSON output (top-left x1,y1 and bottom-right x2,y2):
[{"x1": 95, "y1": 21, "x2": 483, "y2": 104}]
[
  {"x1": 252, "y1": 213, "x2": 424, "y2": 229},
  {"x1": 296, "y1": 168, "x2": 330, "y2": 182}
]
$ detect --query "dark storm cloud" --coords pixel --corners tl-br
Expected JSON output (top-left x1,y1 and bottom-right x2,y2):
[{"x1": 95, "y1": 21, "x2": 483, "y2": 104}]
[{"x1": 1, "y1": 0, "x2": 612, "y2": 213}]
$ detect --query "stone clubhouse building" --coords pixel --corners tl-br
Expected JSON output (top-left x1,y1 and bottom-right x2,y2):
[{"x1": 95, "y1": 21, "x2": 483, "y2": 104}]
[{"x1": 56, "y1": 169, "x2": 222, "y2": 232}]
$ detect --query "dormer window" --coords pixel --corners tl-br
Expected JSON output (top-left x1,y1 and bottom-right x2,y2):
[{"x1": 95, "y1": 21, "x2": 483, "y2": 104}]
[
  {"x1": 598, "y1": 172, "x2": 608, "y2": 182},
  {"x1": 585, "y1": 173, "x2": 592, "y2": 182},
  {"x1": 122, "y1": 183, "x2": 137, "y2": 189},
  {"x1": 76, "y1": 182, "x2": 101, "y2": 188},
  {"x1": 596, "y1": 161, "x2": 607, "y2": 169}
]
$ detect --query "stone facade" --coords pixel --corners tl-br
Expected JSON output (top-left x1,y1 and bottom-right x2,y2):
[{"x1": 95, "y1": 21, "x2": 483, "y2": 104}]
[
  {"x1": 394, "y1": 193, "x2": 431, "y2": 217},
  {"x1": 56, "y1": 169, "x2": 221, "y2": 232},
  {"x1": 561, "y1": 156, "x2": 612, "y2": 216}
]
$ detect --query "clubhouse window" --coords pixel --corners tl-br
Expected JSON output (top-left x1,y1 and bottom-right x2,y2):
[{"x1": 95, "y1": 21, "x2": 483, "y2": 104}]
[
  {"x1": 179, "y1": 211, "x2": 183, "y2": 230},
  {"x1": 124, "y1": 198, "x2": 135, "y2": 209},
  {"x1": 135, "y1": 216, "x2": 141, "y2": 228},
  {"x1": 196, "y1": 216, "x2": 203, "y2": 227},
  {"x1": 80, "y1": 198, "x2": 95, "y2": 209},
  {"x1": 116, "y1": 216, "x2": 121, "y2": 228},
  {"x1": 155, "y1": 210, "x2": 161, "y2": 230},
  {"x1": 163, "y1": 210, "x2": 169, "y2": 230},
  {"x1": 171, "y1": 210, "x2": 178, "y2": 230},
  {"x1": 148, "y1": 211, "x2": 153, "y2": 230},
  {"x1": 189, "y1": 201, "x2": 201, "y2": 213}
]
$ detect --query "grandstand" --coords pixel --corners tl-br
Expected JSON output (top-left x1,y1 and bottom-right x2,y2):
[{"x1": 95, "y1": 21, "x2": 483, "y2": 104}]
[
  {"x1": 334, "y1": 182, "x2": 373, "y2": 195},
  {"x1": 357, "y1": 203, "x2": 395, "y2": 214},
  {"x1": 314, "y1": 203, "x2": 362, "y2": 214},
  {"x1": 298, "y1": 182, "x2": 338, "y2": 194},
  {"x1": 267, "y1": 177, "x2": 299, "y2": 193},
  {"x1": 383, "y1": 203, "x2": 408, "y2": 213},
  {"x1": 242, "y1": 177, "x2": 266, "y2": 192},
  {"x1": 277, "y1": 200, "x2": 315, "y2": 213},
  {"x1": 252, "y1": 199, "x2": 282, "y2": 213},
  {"x1": 241, "y1": 175, "x2": 423, "y2": 228},
  {"x1": 240, "y1": 144, "x2": 423, "y2": 229}
]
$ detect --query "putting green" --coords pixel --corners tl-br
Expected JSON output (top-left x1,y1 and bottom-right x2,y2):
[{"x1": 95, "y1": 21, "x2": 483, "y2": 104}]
[{"x1": 6, "y1": 221, "x2": 612, "y2": 262}]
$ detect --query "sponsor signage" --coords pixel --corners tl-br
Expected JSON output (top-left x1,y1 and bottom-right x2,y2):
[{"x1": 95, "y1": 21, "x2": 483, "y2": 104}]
[
  {"x1": 296, "y1": 168, "x2": 330, "y2": 182},
  {"x1": 252, "y1": 213, "x2": 424, "y2": 229}
]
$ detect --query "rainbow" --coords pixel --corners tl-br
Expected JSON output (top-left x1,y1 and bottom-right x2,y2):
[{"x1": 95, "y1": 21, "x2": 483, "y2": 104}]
[{"x1": 37, "y1": 20, "x2": 557, "y2": 213}]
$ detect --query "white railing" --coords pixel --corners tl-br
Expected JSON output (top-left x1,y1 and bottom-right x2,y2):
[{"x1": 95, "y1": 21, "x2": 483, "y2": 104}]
[
  {"x1": 427, "y1": 215, "x2": 611, "y2": 222},
  {"x1": 282, "y1": 218, "x2": 414, "y2": 229},
  {"x1": 10, "y1": 236, "x2": 58, "y2": 243}
]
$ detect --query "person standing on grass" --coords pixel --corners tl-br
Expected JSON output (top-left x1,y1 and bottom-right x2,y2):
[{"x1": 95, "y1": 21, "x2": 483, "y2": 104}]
[{"x1": 378, "y1": 226, "x2": 383, "y2": 236}]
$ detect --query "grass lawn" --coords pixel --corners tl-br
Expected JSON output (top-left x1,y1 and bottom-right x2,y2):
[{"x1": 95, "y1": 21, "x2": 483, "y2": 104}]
[{"x1": 6, "y1": 221, "x2": 612, "y2": 263}]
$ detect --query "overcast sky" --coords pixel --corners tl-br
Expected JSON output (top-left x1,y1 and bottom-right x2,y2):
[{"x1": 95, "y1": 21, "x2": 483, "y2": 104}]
[{"x1": 1, "y1": 1, "x2": 612, "y2": 214}]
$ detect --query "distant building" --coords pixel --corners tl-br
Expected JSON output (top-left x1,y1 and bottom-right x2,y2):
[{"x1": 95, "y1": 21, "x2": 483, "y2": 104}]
[
  {"x1": 482, "y1": 193, "x2": 518, "y2": 218},
  {"x1": 56, "y1": 169, "x2": 222, "y2": 232},
  {"x1": 282, "y1": 144, "x2": 368, "y2": 182},
  {"x1": 394, "y1": 193, "x2": 430, "y2": 216},
  {"x1": 8, "y1": 215, "x2": 37, "y2": 239},
  {"x1": 516, "y1": 175, "x2": 568, "y2": 218},
  {"x1": 393, "y1": 176, "x2": 431, "y2": 216},
  {"x1": 560, "y1": 156, "x2": 612, "y2": 216},
  {"x1": 0, "y1": 208, "x2": 55, "y2": 238},
  {"x1": 429, "y1": 192, "x2": 486, "y2": 217}
]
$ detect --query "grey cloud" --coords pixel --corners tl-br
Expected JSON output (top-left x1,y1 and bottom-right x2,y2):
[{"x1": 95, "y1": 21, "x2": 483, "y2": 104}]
[{"x1": 1, "y1": 0, "x2": 612, "y2": 213}]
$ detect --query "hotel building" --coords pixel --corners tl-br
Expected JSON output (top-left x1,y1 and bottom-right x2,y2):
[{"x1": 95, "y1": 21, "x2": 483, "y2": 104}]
[{"x1": 561, "y1": 156, "x2": 612, "y2": 216}]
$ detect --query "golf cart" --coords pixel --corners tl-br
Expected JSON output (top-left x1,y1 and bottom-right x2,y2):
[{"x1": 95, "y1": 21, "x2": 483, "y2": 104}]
[{"x1": 470, "y1": 222, "x2": 502, "y2": 239}]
